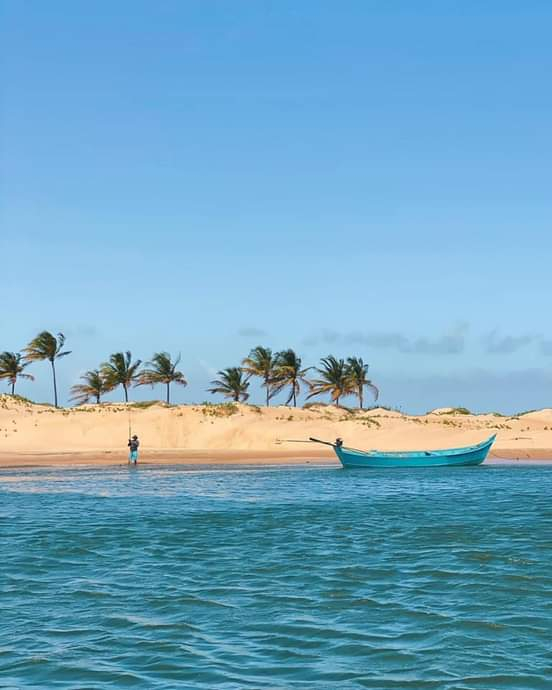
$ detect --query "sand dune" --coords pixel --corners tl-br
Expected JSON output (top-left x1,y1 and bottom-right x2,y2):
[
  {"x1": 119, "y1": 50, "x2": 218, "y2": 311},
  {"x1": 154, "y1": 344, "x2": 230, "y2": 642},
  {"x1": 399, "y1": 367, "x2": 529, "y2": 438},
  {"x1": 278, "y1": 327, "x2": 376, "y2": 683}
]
[{"x1": 1, "y1": 396, "x2": 551, "y2": 466}]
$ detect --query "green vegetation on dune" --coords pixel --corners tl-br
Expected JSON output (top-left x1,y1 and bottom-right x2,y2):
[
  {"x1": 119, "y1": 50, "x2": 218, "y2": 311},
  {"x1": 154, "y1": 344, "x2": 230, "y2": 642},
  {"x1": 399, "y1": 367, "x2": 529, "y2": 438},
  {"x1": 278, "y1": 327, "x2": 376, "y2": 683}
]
[
  {"x1": 195, "y1": 402, "x2": 239, "y2": 417},
  {"x1": 0, "y1": 393, "x2": 33, "y2": 407},
  {"x1": 434, "y1": 407, "x2": 472, "y2": 416},
  {"x1": 129, "y1": 400, "x2": 168, "y2": 409}
]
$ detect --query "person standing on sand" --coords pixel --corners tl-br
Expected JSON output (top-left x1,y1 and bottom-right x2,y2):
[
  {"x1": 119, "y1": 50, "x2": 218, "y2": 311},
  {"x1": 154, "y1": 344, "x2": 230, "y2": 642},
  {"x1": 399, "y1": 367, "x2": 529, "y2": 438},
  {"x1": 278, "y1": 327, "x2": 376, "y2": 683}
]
[{"x1": 128, "y1": 435, "x2": 140, "y2": 464}]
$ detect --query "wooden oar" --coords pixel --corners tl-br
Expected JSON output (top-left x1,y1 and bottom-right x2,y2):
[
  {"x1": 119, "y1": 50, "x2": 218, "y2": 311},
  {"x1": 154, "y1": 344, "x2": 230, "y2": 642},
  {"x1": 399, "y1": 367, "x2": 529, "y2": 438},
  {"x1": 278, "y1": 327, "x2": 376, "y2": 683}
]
[
  {"x1": 275, "y1": 437, "x2": 340, "y2": 452},
  {"x1": 310, "y1": 437, "x2": 375, "y2": 454},
  {"x1": 308, "y1": 437, "x2": 337, "y2": 448}
]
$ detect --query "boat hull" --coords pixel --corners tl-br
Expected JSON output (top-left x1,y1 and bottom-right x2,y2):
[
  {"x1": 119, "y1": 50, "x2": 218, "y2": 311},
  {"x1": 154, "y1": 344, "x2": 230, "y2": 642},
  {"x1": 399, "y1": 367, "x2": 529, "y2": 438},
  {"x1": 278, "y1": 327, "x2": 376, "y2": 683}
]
[{"x1": 335, "y1": 435, "x2": 495, "y2": 469}]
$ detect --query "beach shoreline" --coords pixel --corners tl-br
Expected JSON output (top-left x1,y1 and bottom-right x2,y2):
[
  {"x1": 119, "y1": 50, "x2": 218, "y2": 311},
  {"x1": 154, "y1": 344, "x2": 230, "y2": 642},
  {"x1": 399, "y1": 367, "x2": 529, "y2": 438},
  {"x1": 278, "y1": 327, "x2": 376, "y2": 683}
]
[
  {"x1": 2, "y1": 396, "x2": 552, "y2": 468},
  {"x1": 0, "y1": 448, "x2": 337, "y2": 469},
  {"x1": 0, "y1": 447, "x2": 551, "y2": 469}
]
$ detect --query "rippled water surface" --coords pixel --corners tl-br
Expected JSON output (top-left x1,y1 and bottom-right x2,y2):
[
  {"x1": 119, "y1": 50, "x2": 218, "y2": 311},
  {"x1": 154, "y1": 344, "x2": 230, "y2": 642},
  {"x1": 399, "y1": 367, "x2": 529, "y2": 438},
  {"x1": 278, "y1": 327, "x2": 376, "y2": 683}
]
[{"x1": 1, "y1": 464, "x2": 551, "y2": 689}]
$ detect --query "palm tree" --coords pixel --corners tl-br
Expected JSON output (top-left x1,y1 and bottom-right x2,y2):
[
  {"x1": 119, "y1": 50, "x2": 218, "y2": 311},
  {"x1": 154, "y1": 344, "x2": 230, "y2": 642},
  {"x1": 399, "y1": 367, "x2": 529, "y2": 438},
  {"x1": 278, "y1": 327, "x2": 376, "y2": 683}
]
[
  {"x1": 271, "y1": 349, "x2": 311, "y2": 407},
  {"x1": 101, "y1": 351, "x2": 142, "y2": 402},
  {"x1": 0, "y1": 352, "x2": 35, "y2": 395},
  {"x1": 346, "y1": 357, "x2": 379, "y2": 409},
  {"x1": 70, "y1": 369, "x2": 108, "y2": 405},
  {"x1": 207, "y1": 367, "x2": 250, "y2": 402},
  {"x1": 241, "y1": 346, "x2": 277, "y2": 406},
  {"x1": 139, "y1": 352, "x2": 187, "y2": 404},
  {"x1": 23, "y1": 331, "x2": 71, "y2": 407},
  {"x1": 306, "y1": 355, "x2": 352, "y2": 407}
]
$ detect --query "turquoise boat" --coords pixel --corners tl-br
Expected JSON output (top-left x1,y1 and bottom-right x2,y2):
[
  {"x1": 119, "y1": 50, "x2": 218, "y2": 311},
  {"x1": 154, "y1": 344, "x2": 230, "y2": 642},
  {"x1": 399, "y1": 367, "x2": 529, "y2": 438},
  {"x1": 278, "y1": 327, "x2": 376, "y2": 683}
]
[{"x1": 309, "y1": 435, "x2": 496, "y2": 468}]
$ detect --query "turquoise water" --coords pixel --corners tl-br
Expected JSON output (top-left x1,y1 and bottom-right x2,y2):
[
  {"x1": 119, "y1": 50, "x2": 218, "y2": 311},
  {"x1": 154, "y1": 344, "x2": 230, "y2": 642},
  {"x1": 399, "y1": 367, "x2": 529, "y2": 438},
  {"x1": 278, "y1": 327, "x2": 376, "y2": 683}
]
[{"x1": 1, "y1": 464, "x2": 551, "y2": 689}]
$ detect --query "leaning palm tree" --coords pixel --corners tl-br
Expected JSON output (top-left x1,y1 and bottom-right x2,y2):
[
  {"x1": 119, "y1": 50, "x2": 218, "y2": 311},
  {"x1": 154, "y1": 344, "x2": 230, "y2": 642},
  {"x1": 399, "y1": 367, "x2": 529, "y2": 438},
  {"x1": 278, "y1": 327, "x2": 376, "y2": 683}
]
[
  {"x1": 346, "y1": 357, "x2": 379, "y2": 409},
  {"x1": 139, "y1": 352, "x2": 187, "y2": 404},
  {"x1": 70, "y1": 369, "x2": 108, "y2": 405},
  {"x1": 23, "y1": 331, "x2": 71, "y2": 407},
  {"x1": 271, "y1": 349, "x2": 311, "y2": 407},
  {"x1": 207, "y1": 367, "x2": 250, "y2": 402},
  {"x1": 241, "y1": 346, "x2": 276, "y2": 406},
  {"x1": 101, "y1": 351, "x2": 142, "y2": 403},
  {"x1": 0, "y1": 352, "x2": 35, "y2": 395},
  {"x1": 306, "y1": 355, "x2": 352, "y2": 407}
]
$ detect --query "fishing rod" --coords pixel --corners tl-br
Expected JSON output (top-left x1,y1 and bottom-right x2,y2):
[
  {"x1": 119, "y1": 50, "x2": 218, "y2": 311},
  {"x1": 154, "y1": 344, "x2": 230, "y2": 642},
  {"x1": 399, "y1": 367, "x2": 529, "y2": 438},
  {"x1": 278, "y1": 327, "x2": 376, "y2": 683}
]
[
  {"x1": 275, "y1": 438, "x2": 315, "y2": 444},
  {"x1": 127, "y1": 402, "x2": 132, "y2": 439}
]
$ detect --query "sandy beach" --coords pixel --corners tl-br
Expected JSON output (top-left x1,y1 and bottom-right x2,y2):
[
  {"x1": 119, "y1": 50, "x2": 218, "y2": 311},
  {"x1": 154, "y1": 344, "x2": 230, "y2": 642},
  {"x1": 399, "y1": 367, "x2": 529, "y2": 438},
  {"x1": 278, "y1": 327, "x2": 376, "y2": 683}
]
[{"x1": 1, "y1": 395, "x2": 551, "y2": 468}]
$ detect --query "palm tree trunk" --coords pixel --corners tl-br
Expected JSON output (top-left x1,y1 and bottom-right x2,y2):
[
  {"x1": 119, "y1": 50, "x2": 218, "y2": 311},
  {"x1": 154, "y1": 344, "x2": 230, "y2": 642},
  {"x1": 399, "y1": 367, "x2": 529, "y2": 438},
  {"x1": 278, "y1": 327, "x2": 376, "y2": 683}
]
[
  {"x1": 123, "y1": 384, "x2": 128, "y2": 403},
  {"x1": 266, "y1": 381, "x2": 270, "y2": 407},
  {"x1": 51, "y1": 360, "x2": 58, "y2": 407},
  {"x1": 166, "y1": 382, "x2": 170, "y2": 404},
  {"x1": 293, "y1": 385, "x2": 297, "y2": 407},
  {"x1": 336, "y1": 395, "x2": 340, "y2": 407},
  {"x1": 96, "y1": 394, "x2": 100, "y2": 404},
  {"x1": 359, "y1": 386, "x2": 363, "y2": 410},
  {"x1": 11, "y1": 381, "x2": 15, "y2": 395}
]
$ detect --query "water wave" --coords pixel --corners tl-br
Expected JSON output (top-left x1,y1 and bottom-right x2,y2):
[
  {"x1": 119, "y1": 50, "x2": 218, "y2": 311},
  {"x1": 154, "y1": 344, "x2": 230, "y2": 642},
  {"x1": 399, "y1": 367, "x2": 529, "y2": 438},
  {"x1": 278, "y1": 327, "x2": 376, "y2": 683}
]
[{"x1": 1, "y1": 465, "x2": 551, "y2": 688}]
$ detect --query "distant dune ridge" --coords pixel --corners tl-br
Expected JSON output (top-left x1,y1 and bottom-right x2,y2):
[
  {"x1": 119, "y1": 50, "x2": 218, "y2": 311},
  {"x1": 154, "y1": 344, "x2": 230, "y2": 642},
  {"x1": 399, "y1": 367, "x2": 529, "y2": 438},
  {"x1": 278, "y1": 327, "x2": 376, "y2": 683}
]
[{"x1": 0, "y1": 395, "x2": 551, "y2": 466}]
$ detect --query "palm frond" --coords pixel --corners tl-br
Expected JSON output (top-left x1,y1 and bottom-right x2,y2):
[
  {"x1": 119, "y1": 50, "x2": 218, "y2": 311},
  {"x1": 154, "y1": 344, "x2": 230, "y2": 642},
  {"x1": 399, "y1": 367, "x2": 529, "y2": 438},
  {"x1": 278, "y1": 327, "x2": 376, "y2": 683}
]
[
  {"x1": 270, "y1": 349, "x2": 311, "y2": 406},
  {"x1": 23, "y1": 331, "x2": 71, "y2": 362},
  {"x1": 139, "y1": 352, "x2": 187, "y2": 387},
  {"x1": 345, "y1": 356, "x2": 379, "y2": 407},
  {"x1": 207, "y1": 367, "x2": 250, "y2": 402},
  {"x1": 70, "y1": 369, "x2": 108, "y2": 405},
  {"x1": 306, "y1": 355, "x2": 353, "y2": 405},
  {"x1": 241, "y1": 346, "x2": 276, "y2": 405},
  {"x1": 100, "y1": 351, "x2": 142, "y2": 401},
  {"x1": 0, "y1": 352, "x2": 35, "y2": 392}
]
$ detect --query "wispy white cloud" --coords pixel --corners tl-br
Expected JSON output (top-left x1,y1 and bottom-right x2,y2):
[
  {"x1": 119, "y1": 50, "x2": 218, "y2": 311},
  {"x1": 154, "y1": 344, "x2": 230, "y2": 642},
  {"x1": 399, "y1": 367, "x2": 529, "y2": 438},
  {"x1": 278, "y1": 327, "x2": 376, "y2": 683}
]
[
  {"x1": 483, "y1": 330, "x2": 535, "y2": 354},
  {"x1": 540, "y1": 339, "x2": 552, "y2": 356},
  {"x1": 377, "y1": 368, "x2": 552, "y2": 415},
  {"x1": 303, "y1": 323, "x2": 468, "y2": 355},
  {"x1": 198, "y1": 359, "x2": 218, "y2": 378},
  {"x1": 237, "y1": 327, "x2": 268, "y2": 338},
  {"x1": 61, "y1": 324, "x2": 100, "y2": 339}
]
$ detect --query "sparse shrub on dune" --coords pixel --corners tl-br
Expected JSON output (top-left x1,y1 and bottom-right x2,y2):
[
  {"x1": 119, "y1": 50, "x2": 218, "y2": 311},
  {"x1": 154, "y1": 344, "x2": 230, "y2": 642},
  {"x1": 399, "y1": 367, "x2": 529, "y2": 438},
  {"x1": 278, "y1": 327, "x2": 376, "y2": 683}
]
[
  {"x1": 197, "y1": 402, "x2": 239, "y2": 417},
  {"x1": 129, "y1": 400, "x2": 166, "y2": 409},
  {"x1": 359, "y1": 417, "x2": 381, "y2": 428},
  {"x1": 434, "y1": 407, "x2": 472, "y2": 416}
]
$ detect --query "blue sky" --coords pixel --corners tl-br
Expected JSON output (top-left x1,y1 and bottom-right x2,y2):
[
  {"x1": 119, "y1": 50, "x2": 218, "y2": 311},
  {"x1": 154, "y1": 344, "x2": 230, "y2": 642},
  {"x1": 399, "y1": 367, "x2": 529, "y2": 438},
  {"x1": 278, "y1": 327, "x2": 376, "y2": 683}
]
[{"x1": 2, "y1": 1, "x2": 552, "y2": 412}]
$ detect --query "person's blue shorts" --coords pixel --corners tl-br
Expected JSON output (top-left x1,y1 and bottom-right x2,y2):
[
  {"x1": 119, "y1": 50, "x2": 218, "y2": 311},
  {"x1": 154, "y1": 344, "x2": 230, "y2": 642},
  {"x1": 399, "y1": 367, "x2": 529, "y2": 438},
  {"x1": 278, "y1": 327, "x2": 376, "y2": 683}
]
[{"x1": 129, "y1": 450, "x2": 138, "y2": 463}]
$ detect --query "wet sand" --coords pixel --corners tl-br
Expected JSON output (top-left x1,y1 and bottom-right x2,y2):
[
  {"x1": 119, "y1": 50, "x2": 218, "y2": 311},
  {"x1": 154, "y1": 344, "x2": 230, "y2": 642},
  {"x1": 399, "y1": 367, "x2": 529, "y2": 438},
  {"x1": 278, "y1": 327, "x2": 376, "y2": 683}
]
[
  {"x1": 0, "y1": 448, "x2": 338, "y2": 469},
  {"x1": 0, "y1": 447, "x2": 550, "y2": 469}
]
